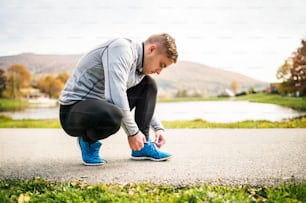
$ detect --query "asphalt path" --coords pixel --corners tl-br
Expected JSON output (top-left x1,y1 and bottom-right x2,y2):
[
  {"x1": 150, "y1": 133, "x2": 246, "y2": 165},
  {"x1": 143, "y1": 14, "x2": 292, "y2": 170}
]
[{"x1": 0, "y1": 128, "x2": 305, "y2": 186}]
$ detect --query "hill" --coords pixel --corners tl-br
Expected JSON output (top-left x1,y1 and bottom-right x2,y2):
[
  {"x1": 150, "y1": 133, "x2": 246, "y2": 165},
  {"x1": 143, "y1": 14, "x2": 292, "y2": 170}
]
[
  {"x1": 0, "y1": 53, "x2": 80, "y2": 74},
  {"x1": 0, "y1": 53, "x2": 268, "y2": 97},
  {"x1": 153, "y1": 61, "x2": 268, "y2": 97}
]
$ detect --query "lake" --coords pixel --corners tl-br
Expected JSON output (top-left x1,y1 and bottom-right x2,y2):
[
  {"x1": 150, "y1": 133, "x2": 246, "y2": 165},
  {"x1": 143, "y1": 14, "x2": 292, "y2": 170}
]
[{"x1": 3, "y1": 101, "x2": 305, "y2": 122}]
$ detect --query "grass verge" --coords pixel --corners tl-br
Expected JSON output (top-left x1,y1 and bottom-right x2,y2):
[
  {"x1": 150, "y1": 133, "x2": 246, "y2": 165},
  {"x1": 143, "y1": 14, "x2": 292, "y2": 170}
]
[
  {"x1": 0, "y1": 99, "x2": 29, "y2": 112},
  {"x1": 1, "y1": 117, "x2": 305, "y2": 128},
  {"x1": 163, "y1": 117, "x2": 306, "y2": 128},
  {"x1": 0, "y1": 116, "x2": 61, "y2": 128},
  {"x1": 0, "y1": 179, "x2": 305, "y2": 203},
  {"x1": 235, "y1": 93, "x2": 306, "y2": 111},
  {"x1": 159, "y1": 93, "x2": 306, "y2": 111}
]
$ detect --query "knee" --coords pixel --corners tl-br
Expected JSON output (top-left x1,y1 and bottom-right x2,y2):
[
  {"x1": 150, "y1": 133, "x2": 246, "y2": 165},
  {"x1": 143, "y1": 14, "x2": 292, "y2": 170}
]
[
  {"x1": 143, "y1": 76, "x2": 157, "y2": 94},
  {"x1": 108, "y1": 106, "x2": 123, "y2": 128}
]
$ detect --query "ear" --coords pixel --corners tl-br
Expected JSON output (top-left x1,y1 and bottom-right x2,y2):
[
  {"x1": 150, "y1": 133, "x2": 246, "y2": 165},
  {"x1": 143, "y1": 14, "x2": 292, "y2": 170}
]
[{"x1": 149, "y1": 44, "x2": 157, "y2": 53}]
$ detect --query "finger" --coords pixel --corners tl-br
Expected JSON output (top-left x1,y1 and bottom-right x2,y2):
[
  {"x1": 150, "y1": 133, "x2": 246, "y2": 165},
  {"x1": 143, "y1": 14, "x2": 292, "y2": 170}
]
[
  {"x1": 155, "y1": 142, "x2": 161, "y2": 148},
  {"x1": 137, "y1": 141, "x2": 144, "y2": 150},
  {"x1": 134, "y1": 145, "x2": 142, "y2": 151},
  {"x1": 158, "y1": 139, "x2": 166, "y2": 148},
  {"x1": 154, "y1": 135, "x2": 159, "y2": 143}
]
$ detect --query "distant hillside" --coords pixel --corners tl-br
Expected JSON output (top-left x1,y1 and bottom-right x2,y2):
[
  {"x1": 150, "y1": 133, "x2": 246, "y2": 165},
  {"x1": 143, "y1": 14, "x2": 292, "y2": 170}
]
[
  {"x1": 0, "y1": 53, "x2": 268, "y2": 97},
  {"x1": 0, "y1": 53, "x2": 80, "y2": 74},
  {"x1": 153, "y1": 61, "x2": 268, "y2": 97}
]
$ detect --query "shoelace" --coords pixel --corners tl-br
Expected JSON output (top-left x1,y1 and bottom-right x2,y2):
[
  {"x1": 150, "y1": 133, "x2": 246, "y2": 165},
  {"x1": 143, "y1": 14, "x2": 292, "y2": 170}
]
[
  {"x1": 145, "y1": 141, "x2": 160, "y2": 152},
  {"x1": 145, "y1": 141, "x2": 159, "y2": 145}
]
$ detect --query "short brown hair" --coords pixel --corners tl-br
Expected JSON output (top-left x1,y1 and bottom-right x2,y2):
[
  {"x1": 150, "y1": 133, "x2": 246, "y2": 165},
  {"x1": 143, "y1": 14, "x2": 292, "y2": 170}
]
[{"x1": 145, "y1": 33, "x2": 178, "y2": 63}]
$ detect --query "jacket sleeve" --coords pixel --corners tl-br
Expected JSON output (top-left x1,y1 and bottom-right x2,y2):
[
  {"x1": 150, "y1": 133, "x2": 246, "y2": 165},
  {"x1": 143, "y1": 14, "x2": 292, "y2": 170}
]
[
  {"x1": 103, "y1": 40, "x2": 139, "y2": 136},
  {"x1": 151, "y1": 113, "x2": 165, "y2": 131}
]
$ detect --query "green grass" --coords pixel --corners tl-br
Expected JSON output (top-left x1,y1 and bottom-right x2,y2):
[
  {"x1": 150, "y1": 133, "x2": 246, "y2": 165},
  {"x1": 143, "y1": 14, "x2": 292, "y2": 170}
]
[
  {"x1": 0, "y1": 179, "x2": 305, "y2": 203},
  {"x1": 0, "y1": 117, "x2": 61, "y2": 128},
  {"x1": 1, "y1": 117, "x2": 305, "y2": 128},
  {"x1": 235, "y1": 93, "x2": 306, "y2": 111},
  {"x1": 0, "y1": 99, "x2": 29, "y2": 112},
  {"x1": 159, "y1": 93, "x2": 306, "y2": 111},
  {"x1": 163, "y1": 117, "x2": 306, "y2": 128}
]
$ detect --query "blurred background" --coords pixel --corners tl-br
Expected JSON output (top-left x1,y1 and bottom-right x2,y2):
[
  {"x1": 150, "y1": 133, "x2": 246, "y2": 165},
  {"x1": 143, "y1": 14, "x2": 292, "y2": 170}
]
[{"x1": 0, "y1": 0, "x2": 305, "y2": 124}]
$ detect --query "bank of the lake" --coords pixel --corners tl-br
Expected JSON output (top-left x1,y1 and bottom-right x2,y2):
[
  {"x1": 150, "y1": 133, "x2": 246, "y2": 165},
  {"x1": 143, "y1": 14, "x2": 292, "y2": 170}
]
[
  {"x1": 235, "y1": 93, "x2": 306, "y2": 111},
  {"x1": 1, "y1": 93, "x2": 306, "y2": 112},
  {"x1": 158, "y1": 93, "x2": 306, "y2": 111},
  {"x1": 1, "y1": 93, "x2": 305, "y2": 128},
  {"x1": 0, "y1": 116, "x2": 305, "y2": 128},
  {"x1": 0, "y1": 99, "x2": 29, "y2": 112}
]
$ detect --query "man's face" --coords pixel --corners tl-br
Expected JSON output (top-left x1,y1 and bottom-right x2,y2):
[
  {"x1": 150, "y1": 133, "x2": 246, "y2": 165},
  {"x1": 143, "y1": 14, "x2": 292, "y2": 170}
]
[{"x1": 142, "y1": 45, "x2": 173, "y2": 75}]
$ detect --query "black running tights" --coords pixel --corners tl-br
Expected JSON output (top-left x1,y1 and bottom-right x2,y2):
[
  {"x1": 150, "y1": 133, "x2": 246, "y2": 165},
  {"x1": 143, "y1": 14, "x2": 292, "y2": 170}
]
[{"x1": 59, "y1": 76, "x2": 157, "y2": 143}]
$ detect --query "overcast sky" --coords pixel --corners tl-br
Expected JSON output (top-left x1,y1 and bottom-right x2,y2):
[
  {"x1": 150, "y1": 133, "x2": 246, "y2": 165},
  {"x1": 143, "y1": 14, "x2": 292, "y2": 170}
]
[{"x1": 0, "y1": 0, "x2": 305, "y2": 82}]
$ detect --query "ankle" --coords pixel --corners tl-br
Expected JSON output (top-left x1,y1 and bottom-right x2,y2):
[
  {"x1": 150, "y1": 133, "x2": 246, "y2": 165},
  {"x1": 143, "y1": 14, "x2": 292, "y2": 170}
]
[{"x1": 82, "y1": 135, "x2": 96, "y2": 145}]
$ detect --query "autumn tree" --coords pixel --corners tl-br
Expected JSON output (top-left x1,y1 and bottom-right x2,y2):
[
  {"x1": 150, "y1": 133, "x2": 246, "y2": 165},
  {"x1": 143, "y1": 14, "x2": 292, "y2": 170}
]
[
  {"x1": 5, "y1": 64, "x2": 31, "y2": 98},
  {"x1": 230, "y1": 80, "x2": 239, "y2": 95},
  {"x1": 37, "y1": 73, "x2": 68, "y2": 98},
  {"x1": 175, "y1": 89, "x2": 188, "y2": 97},
  {"x1": 277, "y1": 38, "x2": 306, "y2": 96},
  {"x1": 0, "y1": 69, "x2": 6, "y2": 98},
  {"x1": 56, "y1": 72, "x2": 69, "y2": 84},
  {"x1": 275, "y1": 60, "x2": 295, "y2": 95}
]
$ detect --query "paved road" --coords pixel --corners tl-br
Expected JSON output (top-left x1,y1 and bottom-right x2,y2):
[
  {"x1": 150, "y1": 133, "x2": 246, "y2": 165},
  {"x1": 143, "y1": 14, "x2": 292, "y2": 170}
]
[{"x1": 0, "y1": 128, "x2": 305, "y2": 186}]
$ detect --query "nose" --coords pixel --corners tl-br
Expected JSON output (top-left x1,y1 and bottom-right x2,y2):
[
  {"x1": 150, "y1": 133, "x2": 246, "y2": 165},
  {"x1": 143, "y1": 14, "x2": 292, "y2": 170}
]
[{"x1": 156, "y1": 68, "x2": 162, "y2": 75}]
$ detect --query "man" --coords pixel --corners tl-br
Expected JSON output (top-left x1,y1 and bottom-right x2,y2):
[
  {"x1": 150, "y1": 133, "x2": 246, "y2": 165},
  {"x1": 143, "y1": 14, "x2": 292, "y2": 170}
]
[{"x1": 59, "y1": 33, "x2": 178, "y2": 165}]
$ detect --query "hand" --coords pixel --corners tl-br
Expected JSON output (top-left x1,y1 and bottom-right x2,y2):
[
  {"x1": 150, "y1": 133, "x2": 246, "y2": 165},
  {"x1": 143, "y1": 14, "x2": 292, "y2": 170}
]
[
  {"x1": 128, "y1": 131, "x2": 146, "y2": 151},
  {"x1": 154, "y1": 130, "x2": 166, "y2": 148}
]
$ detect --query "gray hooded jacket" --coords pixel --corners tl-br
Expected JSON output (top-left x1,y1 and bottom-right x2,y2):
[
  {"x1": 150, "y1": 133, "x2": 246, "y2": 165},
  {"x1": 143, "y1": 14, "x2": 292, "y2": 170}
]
[{"x1": 59, "y1": 38, "x2": 164, "y2": 136}]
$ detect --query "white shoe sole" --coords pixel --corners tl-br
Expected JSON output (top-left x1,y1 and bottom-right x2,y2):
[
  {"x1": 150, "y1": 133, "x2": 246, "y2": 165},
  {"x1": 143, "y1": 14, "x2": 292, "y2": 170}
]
[
  {"x1": 131, "y1": 155, "x2": 172, "y2": 162},
  {"x1": 82, "y1": 161, "x2": 106, "y2": 166}
]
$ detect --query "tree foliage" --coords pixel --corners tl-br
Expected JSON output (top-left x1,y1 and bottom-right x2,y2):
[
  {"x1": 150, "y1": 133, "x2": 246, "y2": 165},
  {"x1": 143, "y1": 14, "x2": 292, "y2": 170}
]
[
  {"x1": 277, "y1": 38, "x2": 306, "y2": 96},
  {"x1": 5, "y1": 64, "x2": 31, "y2": 98},
  {"x1": 37, "y1": 73, "x2": 69, "y2": 98},
  {"x1": 230, "y1": 80, "x2": 239, "y2": 94},
  {"x1": 56, "y1": 72, "x2": 70, "y2": 84},
  {"x1": 0, "y1": 69, "x2": 6, "y2": 97},
  {"x1": 0, "y1": 64, "x2": 69, "y2": 99}
]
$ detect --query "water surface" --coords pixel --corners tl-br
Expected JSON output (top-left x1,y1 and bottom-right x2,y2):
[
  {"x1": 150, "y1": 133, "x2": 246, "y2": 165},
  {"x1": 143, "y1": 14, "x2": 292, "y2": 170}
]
[{"x1": 4, "y1": 101, "x2": 305, "y2": 122}]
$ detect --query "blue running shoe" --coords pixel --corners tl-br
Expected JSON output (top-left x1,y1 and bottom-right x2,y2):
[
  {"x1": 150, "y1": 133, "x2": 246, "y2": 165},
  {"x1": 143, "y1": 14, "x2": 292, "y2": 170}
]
[
  {"x1": 78, "y1": 137, "x2": 107, "y2": 166},
  {"x1": 131, "y1": 139, "x2": 172, "y2": 161}
]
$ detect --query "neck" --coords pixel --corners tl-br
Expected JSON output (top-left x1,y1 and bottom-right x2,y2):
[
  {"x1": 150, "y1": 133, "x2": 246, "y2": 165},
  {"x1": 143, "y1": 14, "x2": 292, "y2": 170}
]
[{"x1": 136, "y1": 42, "x2": 144, "y2": 74}]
